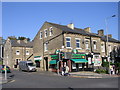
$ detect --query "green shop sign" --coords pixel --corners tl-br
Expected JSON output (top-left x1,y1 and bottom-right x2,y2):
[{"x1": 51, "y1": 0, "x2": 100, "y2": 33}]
[
  {"x1": 50, "y1": 54, "x2": 59, "y2": 60},
  {"x1": 72, "y1": 54, "x2": 86, "y2": 59}
]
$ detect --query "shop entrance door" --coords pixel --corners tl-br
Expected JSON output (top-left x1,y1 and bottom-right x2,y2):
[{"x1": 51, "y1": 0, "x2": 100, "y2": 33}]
[{"x1": 44, "y1": 57, "x2": 48, "y2": 71}]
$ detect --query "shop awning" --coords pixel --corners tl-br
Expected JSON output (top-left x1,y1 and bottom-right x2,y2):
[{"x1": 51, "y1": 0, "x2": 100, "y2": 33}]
[
  {"x1": 49, "y1": 60, "x2": 58, "y2": 64},
  {"x1": 71, "y1": 59, "x2": 88, "y2": 63},
  {"x1": 34, "y1": 56, "x2": 42, "y2": 61}
]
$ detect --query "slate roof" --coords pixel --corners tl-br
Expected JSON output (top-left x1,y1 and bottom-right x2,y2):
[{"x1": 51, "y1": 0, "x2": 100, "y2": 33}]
[
  {"x1": 47, "y1": 22, "x2": 99, "y2": 37},
  {"x1": 101, "y1": 36, "x2": 120, "y2": 43},
  {"x1": 10, "y1": 40, "x2": 33, "y2": 48},
  {"x1": 46, "y1": 21, "x2": 120, "y2": 43}
]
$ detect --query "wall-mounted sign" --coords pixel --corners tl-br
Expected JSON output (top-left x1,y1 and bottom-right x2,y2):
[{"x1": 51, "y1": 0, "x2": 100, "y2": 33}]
[
  {"x1": 50, "y1": 54, "x2": 59, "y2": 60},
  {"x1": 34, "y1": 56, "x2": 42, "y2": 61},
  {"x1": 71, "y1": 54, "x2": 86, "y2": 59}
]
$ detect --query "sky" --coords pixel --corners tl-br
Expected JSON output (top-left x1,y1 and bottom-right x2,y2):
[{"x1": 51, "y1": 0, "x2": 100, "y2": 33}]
[{"x1": 2, "y1": 2, "x2": 119, "y2": 40}]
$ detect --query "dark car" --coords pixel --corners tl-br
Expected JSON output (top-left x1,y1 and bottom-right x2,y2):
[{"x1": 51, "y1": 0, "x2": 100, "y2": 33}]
[{"x1": 0, "y1": 65, "x2": 11, "y2": 73}]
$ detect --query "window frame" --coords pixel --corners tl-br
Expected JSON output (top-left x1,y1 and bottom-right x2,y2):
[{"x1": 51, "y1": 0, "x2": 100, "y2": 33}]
[
  {"x1": 26, "y1": 50, "x2": 29, "y2": 55},
  {"x1": 85, "y1": 40, "x2": 89, "y2": 50},
  {"x1": 40, "y1": 31, "x2": 42, "y2": 39},
  {"x1": 16, "y1": 50, "x2": 20, "y2": 55},
  {"x1": 66, "y1": 37, "x2": 71, "y2": 48},
  {"x1": 101, "y1": 43, "x2": 105, "y2": 52},
  {"x1": 44, "y1": 42, "x2": 48, "y2": 52},
  {"x1": 75, "y1": 38, "x2": 81, "y2": 49},
  {"x1": 44, "y1": 29, "x2": 48, "y2": 38},
  {"x1": 49, "y1": 27, "x2": 53, "y2": 36},
  {"x1": 93, "y1": 40, "x2": 97, "y2": 50}
]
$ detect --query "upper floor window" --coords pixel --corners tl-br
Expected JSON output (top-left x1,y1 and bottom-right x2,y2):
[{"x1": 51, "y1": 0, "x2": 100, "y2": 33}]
[
  {"x1": 66, "y1": 37, "x2": 71, "y2": 48},
  {"x1": 40, "y1": 31, "x2": 42, "y2": 39},
  {"x1": 76, "y1": 38, "x2": 81, "y2": 49},
  {"x1": 93, "y1": 41, "x2": 97, "y2": 50},
  {"x1": 85, "y1": 40, "x2": 89, "y2": 49},
  {"x1": 44, "y1": 42, "x2": 48, "y2": 52},
  {"x1": 101, "y1": 44, "x2": 105, "y2": 52},
  {"x1": 114, "y1": 45, "x2": 117, "y2": 51},
  {"x1": 44, "y1": 29, "x2": 48, "y2": 38},
  {"x1": 16, "y1": 50, "x2": 20, "y2": 55},
  {"x1": 108, "y1": 45, "x2": 112, "y2": 52},
  {"x1": 49, "y1": 27, "x2": 53, "y2": 36},
  {"x1": 26, "y1": 50, "x2": 29, "y2": 55}
]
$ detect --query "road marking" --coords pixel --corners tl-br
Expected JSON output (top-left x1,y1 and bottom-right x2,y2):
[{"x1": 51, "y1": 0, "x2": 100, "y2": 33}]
[{"x1": 8, "y1": 80, "x2": 15, "y2": 83}]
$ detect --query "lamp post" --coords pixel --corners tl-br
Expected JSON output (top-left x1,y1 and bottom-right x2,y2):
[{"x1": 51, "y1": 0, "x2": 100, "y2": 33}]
[{"x1": 105, "y1": 15, "x2": 116, "y2": 75}]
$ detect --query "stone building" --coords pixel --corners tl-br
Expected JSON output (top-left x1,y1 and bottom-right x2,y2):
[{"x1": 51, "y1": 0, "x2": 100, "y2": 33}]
[
  {"x1": 33, "y1": 21, "x2": 120, "y2": 72},
  {"x1": 97, "y1": 30, "x2": 120, "y2": 63},
  {"x1": 0, "y1": 37, "x2": 5, "y2": 61},
  {"x1": 3, "y1": 38, "x2": 33, "y2": 69}
]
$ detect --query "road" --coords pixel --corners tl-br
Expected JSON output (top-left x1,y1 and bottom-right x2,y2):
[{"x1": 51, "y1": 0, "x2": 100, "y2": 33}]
[{"x1": 2, "y1": 70, "x2": 119, "y2": 88}]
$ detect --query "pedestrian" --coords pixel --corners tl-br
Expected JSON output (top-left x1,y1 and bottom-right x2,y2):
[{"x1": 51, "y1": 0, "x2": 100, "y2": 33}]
[
  {"x1": 61, "y1": 67, "x2": 65, "y2": 76},
  {"x1": 110, "y1": 65, "x2": 113, "y2": 75},
  {"x1": 65, "y1": 65, "x2": 70, "y2": 76}
]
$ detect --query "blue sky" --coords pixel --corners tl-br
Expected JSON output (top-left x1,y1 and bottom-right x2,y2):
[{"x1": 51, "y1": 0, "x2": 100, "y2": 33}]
[{"x1": 2, "y1": 2, "x2": 118, "y2": 40}]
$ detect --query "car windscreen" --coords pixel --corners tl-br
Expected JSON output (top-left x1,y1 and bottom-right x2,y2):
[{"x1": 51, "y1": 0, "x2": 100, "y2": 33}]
[{"x1": 27, "y1": 63, "x2": 34, "y2": 66}]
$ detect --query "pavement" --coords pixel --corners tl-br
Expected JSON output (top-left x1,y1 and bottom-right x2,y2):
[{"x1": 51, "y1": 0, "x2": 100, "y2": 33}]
[
  {"x1": 0, "y1": 73, "x2": 14, "y2": 85},
  {"x1": 69, "y1": 71, "x2": 120, "y2": 78}
]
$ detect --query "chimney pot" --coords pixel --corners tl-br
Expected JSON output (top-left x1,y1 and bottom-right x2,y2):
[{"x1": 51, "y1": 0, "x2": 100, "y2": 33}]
[{"x1": 108, "y1": 34, "x2": 112, "y2": 38}]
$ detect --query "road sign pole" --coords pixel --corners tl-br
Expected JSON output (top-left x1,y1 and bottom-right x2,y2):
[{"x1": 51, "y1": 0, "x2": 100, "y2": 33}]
[{"x1": 4, "y1": 66, "x2": 7, "y2": 80}]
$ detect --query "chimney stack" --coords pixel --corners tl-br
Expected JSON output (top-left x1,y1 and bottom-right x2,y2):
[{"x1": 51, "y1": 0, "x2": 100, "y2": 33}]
[
  {"x1": 98, "y1": 29, "x2": 104, "y2": 36},
  {"x1": 17, "y1": 40, "x2": 21, "y2": 44},
  {"x1": 67, "y1": 23, "x2": 74, "y2": 29},
  {"x1": 84, "y1": 27, "x2": 91, "y2": 33},
  {"x1": 108, "y1": 34, "x2": 112, "y2": 38},
  {"x1": 23, "y1": 38, "x2": 28, "y2": 43}
]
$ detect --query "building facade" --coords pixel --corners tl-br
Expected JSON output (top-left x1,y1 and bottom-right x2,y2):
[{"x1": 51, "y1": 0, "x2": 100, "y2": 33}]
[
  {"x1": 33, "y1": 21, "x2": 120, "y2": 72},
  {"x1": 0, "y1": 37, "x2": 5, "y2": 61},
  {"x1": 3, "y1": 38, "x2": 33, "y2": 69}
]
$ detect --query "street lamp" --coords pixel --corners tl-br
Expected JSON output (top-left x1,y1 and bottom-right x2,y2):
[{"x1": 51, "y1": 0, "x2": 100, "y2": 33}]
[{"x1": 105, "y1": 15, "x2": 116, "y2": 75}]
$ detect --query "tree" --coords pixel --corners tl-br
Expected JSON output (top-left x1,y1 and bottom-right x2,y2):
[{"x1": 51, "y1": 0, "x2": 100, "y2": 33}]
[
  {"x1": 8, "y1": 36, "x2": 17, "y2": 40},
  {"x1": 18, "y1": 37, "x2": 31, "y2": 41},
  {"x1": 18, "y1": 36, "x2": 26, "y2": 40}
]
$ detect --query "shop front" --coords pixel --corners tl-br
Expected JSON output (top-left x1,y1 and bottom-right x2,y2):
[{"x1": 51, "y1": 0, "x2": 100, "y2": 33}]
[
  {"x1": 49, "y1": 54, "x2": 59, "y2": 72},
  {"x1": 34, "y1": 56, "x2": 42, "y2": 68},
  {"x1": 70, "y1": 53, "x2": 88, "y2": 72},
  {"x1": 49, "y1": 52, "x2": 88, "y2": 72}
]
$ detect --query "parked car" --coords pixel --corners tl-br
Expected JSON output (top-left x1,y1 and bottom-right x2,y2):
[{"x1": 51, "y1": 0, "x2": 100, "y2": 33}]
[
  {"x1": 19, "y1": 61, "x2": 37, "y2": 72},
  {"x1": 0, "y1": 65, "x2": 11, "y2": 73}
]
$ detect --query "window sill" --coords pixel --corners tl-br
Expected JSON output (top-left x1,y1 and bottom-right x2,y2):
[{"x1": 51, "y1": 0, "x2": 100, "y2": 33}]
[{"x1": 66, "y1": 47, "x2": 72, "y2": 49}]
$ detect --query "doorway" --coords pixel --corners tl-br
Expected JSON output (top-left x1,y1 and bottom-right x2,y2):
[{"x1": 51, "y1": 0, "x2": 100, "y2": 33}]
[{"x1": 44, "y1": 57, "x2": 48, "y2": 71}]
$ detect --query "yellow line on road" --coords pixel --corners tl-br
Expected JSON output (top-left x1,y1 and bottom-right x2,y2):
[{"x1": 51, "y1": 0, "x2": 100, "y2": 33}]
[{"x1": 8, "y1": 80, "x2": 15, "y2": 83}]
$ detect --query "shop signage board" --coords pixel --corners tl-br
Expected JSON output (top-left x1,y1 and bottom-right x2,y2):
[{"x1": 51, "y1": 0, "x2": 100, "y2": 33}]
[
  {"x1": 34, "y1": 56, "x2": 42, "y2": 61},
  {"x1": 50, "y1": 54, "x2": 59, "y2": 60},
  {"x1": 71, "y1": 54, "x2": 86, "y2": 59}
]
